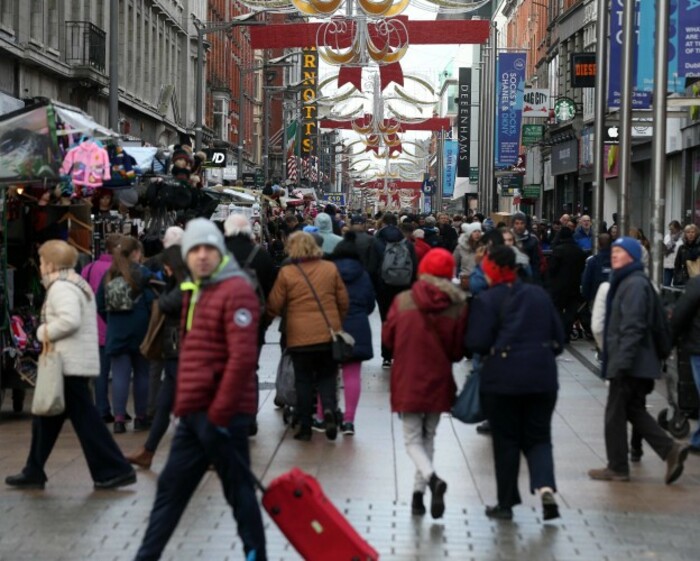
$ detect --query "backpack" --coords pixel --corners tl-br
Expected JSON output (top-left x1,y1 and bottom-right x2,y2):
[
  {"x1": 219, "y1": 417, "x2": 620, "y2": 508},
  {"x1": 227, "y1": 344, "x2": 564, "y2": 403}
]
[
  {"x1": 648, "y1": 282, "x2": 673, "y2": 360},
  {"x1": 381, "y1": 239, "x2": 413, "y2": 286},
  {"x1": 242, "y1": 245, "x2": 266, "y2": 322},
  {"x1": 104, "y1": 276, "x2": 140, "y2": 312}
]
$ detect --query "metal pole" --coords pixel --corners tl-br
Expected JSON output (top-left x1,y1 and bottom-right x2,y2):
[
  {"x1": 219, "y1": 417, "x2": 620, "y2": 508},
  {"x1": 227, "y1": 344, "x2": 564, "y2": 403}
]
[
  {"x1": 651, "y1": 0, "x2": 669, "y2": 287},
  {"x1": 487, "y1": 24, "x2": 498, "y2": 213},
  {"x1": 478, "y1": 46, "x2": 487, "y2": 214},
  {"x1": 108, "y1": 0, "x2": 119, "y2": 132},
  {"x1": 436, "y1": 132, "x2": 444, "y2": 212},
  {"x1": 263, "y1": 89, "x2": 271, "y2": 181},
  {"x1": 593, "y1": 0, "x2": 608, "y2": 249},
  {"x1": 195, "y1": 25, "x2": 204, "y2": 151},
  {"x1": 618, "y1": 0, "x2": 635, "y2": 236},
  {"x1": 238, "y1": 64, "x2": 245, "y2": 180}
]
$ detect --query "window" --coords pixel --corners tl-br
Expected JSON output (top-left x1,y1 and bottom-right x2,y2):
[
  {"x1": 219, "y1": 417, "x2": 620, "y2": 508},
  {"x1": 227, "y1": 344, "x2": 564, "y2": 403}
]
[
  {"x1": 213, "y1": 96, "x2": 229, "y2": 140},
  {"x1": 31, "y1": 0, "x2": 44, "y2": 41},
  {"x1": 0, "y1": 0, "x2": 13, "y2": 28},
  {"x1": 47, "y1": 0, "x2": 58, "y2": 49}
]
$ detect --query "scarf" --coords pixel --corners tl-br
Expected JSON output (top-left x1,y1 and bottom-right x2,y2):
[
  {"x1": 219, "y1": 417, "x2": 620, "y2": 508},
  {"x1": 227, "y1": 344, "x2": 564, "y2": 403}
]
[
  {"x1": 601, "y1": 261, "x2": 644, "y2": 377},
  {"x1": 42, "y1": 268, "x2": 93, "y2": 300},
  {"x1": 481, "y1": 253, "x2": 517, "y2": 286}
]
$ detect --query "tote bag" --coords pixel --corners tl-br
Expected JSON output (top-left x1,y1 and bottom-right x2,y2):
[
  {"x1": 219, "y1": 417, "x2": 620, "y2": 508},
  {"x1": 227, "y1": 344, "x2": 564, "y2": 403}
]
[
  {"x1": 140, "y1": 300, "x2": 165, "y2": 360},
  {"x1": 451, "y1": 371, "x2": 484, "y2": 424},
  {"x1": 31, "y1": 330, "x2": 65, "y2": 416}
]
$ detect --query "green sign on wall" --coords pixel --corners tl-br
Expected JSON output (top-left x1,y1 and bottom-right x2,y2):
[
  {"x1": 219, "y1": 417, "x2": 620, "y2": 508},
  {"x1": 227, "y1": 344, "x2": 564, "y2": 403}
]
[
  {"x1": 522, "y1": 184, "x2": 541, "y2": 199},
  {"x1": 522, "y1": 124, "x2": 544, "y2": 146}
]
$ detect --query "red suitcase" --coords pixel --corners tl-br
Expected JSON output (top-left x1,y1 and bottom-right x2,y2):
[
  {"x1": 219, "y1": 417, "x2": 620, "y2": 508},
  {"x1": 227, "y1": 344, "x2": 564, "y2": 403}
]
[{"x1": 261, "y1": 467, "x2": 379, "y2": 561}]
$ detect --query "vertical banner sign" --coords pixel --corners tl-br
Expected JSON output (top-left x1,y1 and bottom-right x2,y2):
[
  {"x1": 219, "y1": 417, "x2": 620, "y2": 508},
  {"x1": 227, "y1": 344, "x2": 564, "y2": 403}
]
[
  {"x1": 457, "y1": 67, "x2": 472, "y2": 178},
  {"x1": 608, "y1": 0, "x2": 652, "y2": 108},
  {"x1": 443, "y1": 140, "x2": 458, "y2": 198},
  {"x1": 286, "y1": 120, "x2": 298, "y2": 181},
  {"x1": 678, "y1": 0, "x2": 700, "y2": 79},
  {"x1": 301, "y1": 47, "x2": 318, "y2": 155},
  {"x1": 495, "y1": 52, "x2": 527, "y2": 168},
  {"x1": 636, "y1": 0, "x2": 687, "y2": 93}
]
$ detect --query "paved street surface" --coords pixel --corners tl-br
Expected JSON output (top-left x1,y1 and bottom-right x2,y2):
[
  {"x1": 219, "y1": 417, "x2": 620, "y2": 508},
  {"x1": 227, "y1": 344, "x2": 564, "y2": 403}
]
[{"x1": 1, "y1": 311, "x2": 699, "y2": 561}]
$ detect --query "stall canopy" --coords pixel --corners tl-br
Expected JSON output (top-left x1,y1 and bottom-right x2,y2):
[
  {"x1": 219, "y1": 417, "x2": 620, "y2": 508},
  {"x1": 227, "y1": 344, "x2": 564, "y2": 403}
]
[{"x1": 0, "y1": 98, "x2": 118, "y2": 185}]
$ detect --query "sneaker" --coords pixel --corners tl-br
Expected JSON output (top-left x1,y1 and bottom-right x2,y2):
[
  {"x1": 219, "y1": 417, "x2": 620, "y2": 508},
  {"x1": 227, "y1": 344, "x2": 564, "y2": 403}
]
[
  {"x1": 341, "y1": 422, "x2": 355, "y2": 436},
  {"x1": 5, "y1": 473, "x2": 45, "y2": 490},
  {"x1": 311, "y1": 418, "x2": 326, "y2": 432},
  {"x1": 541, "y1": 490, "x2": 560, "y2": 521},
  {"x1": 323, "y1": 409, "x2": 338, "y2": 441},
  {"x1": 126, "y1": 447, "x2": 154, "y2": 470},
  {"x1": 485, "y1": 505, "x2": 513, "y2": 520},
  {"x1": 665, "y1": 443, "x2": 690, "y2": 485},
  {"x1": 587, "y1": 467, "x2": 630, "y2": 482},
  {"x1": 382, "y1": 359, "x2": 391, "y2": 369},
  {"x1": 411, "y1": 491, "x2": 426, "y2": 516},
  {"x1": 428, "y1": 473, "x2": 447, "y2": 519}
]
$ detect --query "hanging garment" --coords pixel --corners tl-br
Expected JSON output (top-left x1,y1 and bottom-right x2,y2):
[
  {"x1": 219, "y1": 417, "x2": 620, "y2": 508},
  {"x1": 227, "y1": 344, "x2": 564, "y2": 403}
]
[
  {"x1": 103, "y1": 145, "x2": 136, "y2": 188},
  {"x1": 60, "y1": 140, "x2": 111, "y2": 189}
]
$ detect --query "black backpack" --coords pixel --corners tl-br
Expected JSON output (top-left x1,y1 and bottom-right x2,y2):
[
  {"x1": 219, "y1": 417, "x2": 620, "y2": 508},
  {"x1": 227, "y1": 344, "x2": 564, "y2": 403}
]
[{"x1": 648, "y1": 282, "x2": 673, "y2": 360}]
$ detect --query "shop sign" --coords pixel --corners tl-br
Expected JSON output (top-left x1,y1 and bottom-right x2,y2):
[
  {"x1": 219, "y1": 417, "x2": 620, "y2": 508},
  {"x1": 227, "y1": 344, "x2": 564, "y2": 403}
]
[
  {"x1": 301, "y1": 47, "x2": 318, "y2": 154},
  {"x1": 498, "y1": 174, "x2": 523, "y2": 196},
  {"x1": 255, "y1": 170, "x2": 265, "y2": 187},
  {"x1": 554, "y1": 97, "x2": 576, "y2": 123},
  {"x1": 551, "y1": 138, "x2": 579, "y2": 175},
  {"x1": 242, "y1": 172, "x2": 256, "y2": 188},
  {"x1": 522, "y1": 124, "x2": 544, "y2": 146},
  {"x1": 495, "y1": 52, "x2": 527, "y2": 167},
  {"x1": 523, "y1": 88, "x2": 549, "y2": 118},
  {"x1": 203, "y1": 148, "x2": 227, "y2": 168},
  {"x1": 457, "y1": 67, "x2": 472, "y2": 178},
  {"x1": 571, "y1": 53, "x2": 597, "y2": 88},
  {"x1": 469, "y1": 167, "x2": 479, "y2": 182},
  {"x1": 323, "y1": 193, "x2": 345, "y2": 206},
  {"x1": 522, "y1": 184, "x2": 540, "y2": 199}
]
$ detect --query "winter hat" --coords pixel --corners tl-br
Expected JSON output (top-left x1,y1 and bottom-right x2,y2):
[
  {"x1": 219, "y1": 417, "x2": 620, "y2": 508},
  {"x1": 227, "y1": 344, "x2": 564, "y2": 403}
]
[
  {"x1": 418, "y1": 248, "x2": 455, "y2": 279},
  {"x1": 413, "y1": 228, "x2": 425, "y2": 239},
  {"x1": 612, "y1": 236, "x2": 643, "y2": 263},
  {"x1": 162, "y1": 226, "x2": 185, "y2": 248},
  {"x1": 303, "y1": 225, "x2": 319, "y2": 233},
  {"x1": 425, "y1": 216, "x2": 437, "y2": 227},
  {"x1": 512, "y1": 211, "x2": 527, "y2": 223},
  {"x1": 462, "y1": 222, "x2": 482, "y2": 236},
  {"x1": 181, "y1": 218, "x2": 226, "y2": 259},
  {"x1": 333, "y1": 231, "x2": 360, "y2": 260}
]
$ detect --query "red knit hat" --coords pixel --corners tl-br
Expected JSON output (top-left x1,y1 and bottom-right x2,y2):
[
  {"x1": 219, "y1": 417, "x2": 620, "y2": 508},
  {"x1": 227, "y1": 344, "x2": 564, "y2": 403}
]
[{"x1": 418, "y1": 248, "x2": 455, "y2": 279}]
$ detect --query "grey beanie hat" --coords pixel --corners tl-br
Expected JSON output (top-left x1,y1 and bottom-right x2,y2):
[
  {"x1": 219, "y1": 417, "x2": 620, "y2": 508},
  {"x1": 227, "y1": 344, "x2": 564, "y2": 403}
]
[{"x1": 181, "y1": 218, "x2": 226, "y2": 259}]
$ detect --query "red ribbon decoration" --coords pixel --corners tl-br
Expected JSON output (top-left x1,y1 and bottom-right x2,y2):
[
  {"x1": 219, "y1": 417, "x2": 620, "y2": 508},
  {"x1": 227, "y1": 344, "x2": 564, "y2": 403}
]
[{"x1": 338, "y1": 62, "x2": 404, "y2": 92}]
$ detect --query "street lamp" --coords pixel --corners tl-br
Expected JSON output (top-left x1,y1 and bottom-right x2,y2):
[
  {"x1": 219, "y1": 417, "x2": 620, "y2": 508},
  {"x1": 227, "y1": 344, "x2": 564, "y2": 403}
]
[
  {"x1": 237, "y1": 51, "x2": 301, "y2": 179},
  {"x1": 193, "y1": 12, "x2": 266, "y2": 151}
]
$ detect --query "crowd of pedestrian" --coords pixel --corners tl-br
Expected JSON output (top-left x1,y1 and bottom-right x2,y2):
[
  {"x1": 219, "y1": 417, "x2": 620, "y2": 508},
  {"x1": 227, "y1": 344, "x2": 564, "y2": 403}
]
[{"x1": 5, "y1": 204, "x2": 700, "y2": 561}]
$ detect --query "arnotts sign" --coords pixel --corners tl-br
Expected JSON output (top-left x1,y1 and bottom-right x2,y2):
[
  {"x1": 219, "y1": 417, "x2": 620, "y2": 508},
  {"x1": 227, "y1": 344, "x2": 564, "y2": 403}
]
[{"x1": 301, "y1": 47, "x2": 318, "y2": 155}]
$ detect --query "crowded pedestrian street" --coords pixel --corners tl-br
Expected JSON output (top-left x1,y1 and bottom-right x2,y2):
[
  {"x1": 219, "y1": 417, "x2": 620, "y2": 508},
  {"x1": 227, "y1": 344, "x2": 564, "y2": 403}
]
[{"x1": 1, "y1": 312, "x2": 698, "y2": 561}]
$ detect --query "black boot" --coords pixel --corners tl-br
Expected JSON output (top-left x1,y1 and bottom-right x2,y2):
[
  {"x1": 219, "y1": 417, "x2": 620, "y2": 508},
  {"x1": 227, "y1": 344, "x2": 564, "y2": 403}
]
[
  {"x1": 411, "y1": 492, "x2": 426, "y2": 516},
  {"x1": 428, "y1": 473, "x2": 447, "y2": 519}
]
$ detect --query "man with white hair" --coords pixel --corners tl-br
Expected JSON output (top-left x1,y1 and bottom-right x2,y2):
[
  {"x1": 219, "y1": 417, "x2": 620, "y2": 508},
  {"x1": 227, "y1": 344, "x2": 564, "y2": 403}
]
[{"x1": 224, "y1": 213, "x2": 277, "y2": 436}]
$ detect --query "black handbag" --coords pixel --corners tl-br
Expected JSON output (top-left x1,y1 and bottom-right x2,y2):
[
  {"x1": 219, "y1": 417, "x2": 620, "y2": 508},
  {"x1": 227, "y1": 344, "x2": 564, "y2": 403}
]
[{"x1": 294, "y1": 264, "x2": 355, "y2": 363}]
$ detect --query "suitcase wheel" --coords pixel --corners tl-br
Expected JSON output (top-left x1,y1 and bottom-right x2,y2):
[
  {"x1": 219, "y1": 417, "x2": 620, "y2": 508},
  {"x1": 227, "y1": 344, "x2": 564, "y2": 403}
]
[{"x1": 668, "y1": 415, "x2": 690, "y2": 439}]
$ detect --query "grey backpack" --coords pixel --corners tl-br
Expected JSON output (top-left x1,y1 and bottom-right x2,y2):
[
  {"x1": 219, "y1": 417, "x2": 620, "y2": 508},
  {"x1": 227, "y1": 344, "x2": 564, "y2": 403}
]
[
  {"x1": 381, "y1": 239, "x2": 413, "y2": 286},
  {"x1": 105, "y1": 276, "x2": 140, "y2": 312}
]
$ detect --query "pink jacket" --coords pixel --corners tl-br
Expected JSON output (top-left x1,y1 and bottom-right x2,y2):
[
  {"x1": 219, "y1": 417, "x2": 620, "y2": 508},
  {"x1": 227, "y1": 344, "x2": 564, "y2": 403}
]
[
  {"x1": 81, "y1": 255, "x2": 112, "y2": 346},
  {"x1": 60, "y1": 141, "x2": 111, "y2": 187}
]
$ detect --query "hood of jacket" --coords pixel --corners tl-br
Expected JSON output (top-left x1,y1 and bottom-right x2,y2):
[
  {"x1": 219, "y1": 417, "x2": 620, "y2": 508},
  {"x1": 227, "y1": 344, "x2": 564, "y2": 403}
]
[
  {"x1": 45, "y1": 269, "x2": 94, "y2": 300},
  {"x1": 334, "y1": 257, "x2": 365, "y2": 284},
  {"x1": 411, "y1": 275, "x2": 466, "y2": 313},
  {"x1": 376, "y1": 224, "x2": 403, "y2": 243},
  {"x1": 314, "y1": 213, "x2": 334, "y2": 234}
]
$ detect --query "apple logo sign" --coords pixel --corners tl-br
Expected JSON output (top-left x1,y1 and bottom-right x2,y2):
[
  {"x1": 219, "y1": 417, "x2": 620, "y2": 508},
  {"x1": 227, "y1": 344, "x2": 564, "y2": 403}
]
[{"x1": 607, "y1": 126, "x2": 619, "y2": 138}]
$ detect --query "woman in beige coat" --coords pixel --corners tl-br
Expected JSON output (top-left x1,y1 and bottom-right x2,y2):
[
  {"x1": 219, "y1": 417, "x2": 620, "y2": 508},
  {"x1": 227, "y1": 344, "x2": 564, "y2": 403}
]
[
  {"x1": 5, "y1": 241, "x2": 136, "y2": 490},
  {"x1": 267, "y1": 232, "x2": 349, "y2": 441}
]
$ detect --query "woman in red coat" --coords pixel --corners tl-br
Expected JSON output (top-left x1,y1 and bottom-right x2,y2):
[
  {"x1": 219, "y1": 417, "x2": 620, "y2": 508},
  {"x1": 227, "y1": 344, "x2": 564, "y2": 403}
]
[{"x1": 383, "y1": 248, "x2": 468, "y2": 520}]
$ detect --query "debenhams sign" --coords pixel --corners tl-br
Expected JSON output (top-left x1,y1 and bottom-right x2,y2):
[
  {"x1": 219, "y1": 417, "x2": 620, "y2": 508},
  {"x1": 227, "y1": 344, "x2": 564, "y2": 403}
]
[{"x1": 457, "y1": 67, "x2": 471, "y2": 179}]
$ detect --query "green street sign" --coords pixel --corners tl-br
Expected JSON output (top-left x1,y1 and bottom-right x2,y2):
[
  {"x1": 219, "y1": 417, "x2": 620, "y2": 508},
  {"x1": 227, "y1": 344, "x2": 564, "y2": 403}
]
[
  {"x1": 522, "y1": 184, "x2": 541, "y2": 198},
  {"x1": 469, "y1": 167, "x2": 479, "y2": 182},
  {"x1": 255, "y1": 171, "x2": 265, "y2": 187},
  {"x1": 522, "y1": 124, "x2": 544, "y2": 146}
]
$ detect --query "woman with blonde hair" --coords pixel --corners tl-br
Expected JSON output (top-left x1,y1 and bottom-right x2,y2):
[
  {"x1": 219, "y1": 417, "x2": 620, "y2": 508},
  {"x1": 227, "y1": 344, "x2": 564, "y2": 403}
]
[
  {"x1": 97, "y1": 236, "x2": 155, "y2": 434},
  {"x1": 674, "y1": 224, "x2": 700, "y2": 286},
  {"x1": 5, "y1": 240, "x2": 136, "y2": 490},
  {"x1": 267, "y1": 232, "x2": 349, "y2": 441}
]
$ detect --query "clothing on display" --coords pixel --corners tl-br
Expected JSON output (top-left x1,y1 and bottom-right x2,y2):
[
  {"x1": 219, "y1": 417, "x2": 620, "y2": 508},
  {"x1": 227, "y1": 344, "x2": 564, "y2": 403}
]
[
  {"x1": 60, "y1": 140, "x2": 111, "y2": 189},
  {"x1": 103, "y1": 146, "x2": 136, "y2": 188}
]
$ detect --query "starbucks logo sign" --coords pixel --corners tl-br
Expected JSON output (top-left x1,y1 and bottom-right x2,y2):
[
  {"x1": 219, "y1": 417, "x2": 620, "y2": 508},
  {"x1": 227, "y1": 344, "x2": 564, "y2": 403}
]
[{"x1": 554, "y1": 97, "x2": 576, "y2": 122}]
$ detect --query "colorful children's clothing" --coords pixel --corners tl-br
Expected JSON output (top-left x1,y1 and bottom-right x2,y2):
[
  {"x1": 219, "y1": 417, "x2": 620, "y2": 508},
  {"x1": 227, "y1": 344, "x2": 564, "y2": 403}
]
[{"x1": 60, "y1": 141, "x2": 111, "y2": 189}]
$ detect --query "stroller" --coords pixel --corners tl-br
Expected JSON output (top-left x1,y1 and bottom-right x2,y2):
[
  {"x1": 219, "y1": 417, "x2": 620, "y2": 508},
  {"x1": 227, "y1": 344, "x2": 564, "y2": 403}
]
[{"x1": 657, "y1": 287, "x2": 700, "y2": 438}]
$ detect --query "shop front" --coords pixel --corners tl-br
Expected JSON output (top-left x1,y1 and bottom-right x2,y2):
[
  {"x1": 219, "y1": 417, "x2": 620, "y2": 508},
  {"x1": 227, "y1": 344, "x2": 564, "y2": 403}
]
[{"x1": 551, "y1": 137, "x2": 579, "y2": 217}]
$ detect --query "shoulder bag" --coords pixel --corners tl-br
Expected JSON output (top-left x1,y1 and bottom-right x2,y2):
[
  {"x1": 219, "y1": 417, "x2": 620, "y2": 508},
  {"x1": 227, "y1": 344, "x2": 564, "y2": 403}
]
[
  {"x1": 140, "y1": 300, "x2": 166, "y2": 360},
  {"x1": 32, "y1": 326, "x2": 65, "y2": 416},
  {"x1": 294, "y1": 264, "x2": 355, "y2": 363}
]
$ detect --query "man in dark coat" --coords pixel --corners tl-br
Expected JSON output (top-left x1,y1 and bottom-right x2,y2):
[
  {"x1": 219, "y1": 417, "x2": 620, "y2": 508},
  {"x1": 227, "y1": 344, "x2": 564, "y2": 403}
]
[
  {"x1": 512, "y1": 212, "x2": 541, "y2": 283},
  {"x1": 437, "y1": 212, "x2": 458, "y2": 252},
  {"x1": 548, "y1": 227, "x2": 586, "y2": 340},
  {"x1": 588, "y1": 237, "x2": 689, "y2": 484},
  {"x1": 349, "y1": 214, "x2": 374, "y2": 272},
  {"x1": 369, "y1": 213, "x2": 418, "y2": 367},
  {"x1": 581, "y1": 233, "x2": 612, "y2": 303}
]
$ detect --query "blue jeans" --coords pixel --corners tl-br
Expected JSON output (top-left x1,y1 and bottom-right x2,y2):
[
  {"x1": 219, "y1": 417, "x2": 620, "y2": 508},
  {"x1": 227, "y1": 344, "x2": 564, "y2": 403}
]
[
  {"x1": 111, "y1": 351, "x2": 150, "y2": 420},
  {"x1": 134, "y1": 412, "x2": 266, "y2": 561},
  {"x1": 664, "y1": 268, "x2": 674, "y2": 287},
  {"x1": 689, "y1": 355, "x2": 700, "y2": 448},
  {"x1": 94, "y1": 346, "x2": 112, "y2": 417}
]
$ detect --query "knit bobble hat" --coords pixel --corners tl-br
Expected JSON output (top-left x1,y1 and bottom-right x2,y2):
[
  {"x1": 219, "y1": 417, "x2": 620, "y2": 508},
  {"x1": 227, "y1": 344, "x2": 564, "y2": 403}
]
[
  {"x1": 163, "y1": 226, "x2": 185, "y2": 249},
  {"x1": 418, "y1": 248, "x2": 455, "y2": 280},
  {"x1": 181, "y1": 218, "x2": 226, "y2": 259},
  {"x1": 612, "y1": 236, "x2": 643, "y2": 263},
  {"x1": 462, "y1": 222, "x2": 482, "y2": 236}
]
